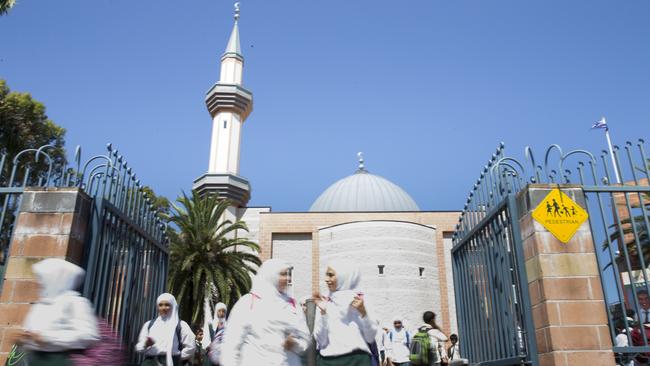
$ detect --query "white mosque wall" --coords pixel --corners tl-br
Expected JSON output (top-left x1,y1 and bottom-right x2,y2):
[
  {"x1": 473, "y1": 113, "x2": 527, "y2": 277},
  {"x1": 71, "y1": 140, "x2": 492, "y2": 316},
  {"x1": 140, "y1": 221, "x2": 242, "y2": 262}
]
[
  {"x1": 318, "y1": 221, "x2": 441, "y2": 333},
  {"x1": 235, "y1": 207, "x2": 270, "y2": 257},
  {"x1": 271, "y1": 233, "x2": 313, "y2": 302},
  {"x1": 443, "y1": 233, "x2": 458, "y2": 335}
]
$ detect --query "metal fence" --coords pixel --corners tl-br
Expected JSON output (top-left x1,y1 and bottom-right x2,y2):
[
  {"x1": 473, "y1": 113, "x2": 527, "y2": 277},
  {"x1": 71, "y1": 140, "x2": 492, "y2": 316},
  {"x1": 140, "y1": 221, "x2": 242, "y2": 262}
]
[
  {"x1": 0, "y1": 144, "x2": 169, "y2": 364},
  {"x1": 455, "y1": 139, "x2": 649, "y2": 365},
  {"x1": 452, "y1": 143, "x2": 538, "y2": 366}
]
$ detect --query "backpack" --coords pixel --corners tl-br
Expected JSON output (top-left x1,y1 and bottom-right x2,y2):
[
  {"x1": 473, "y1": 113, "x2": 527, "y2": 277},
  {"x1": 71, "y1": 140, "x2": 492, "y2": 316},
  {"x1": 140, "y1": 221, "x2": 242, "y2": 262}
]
[
  {"x1": 409, "y1": 326, "x2": 438, "y2": 366},
  {"x1": 69, "y1": 318, "x2": 127, "y2": 366},
  {"x1": 389, "y1": 330, "x2": 411, "y2": 348}
]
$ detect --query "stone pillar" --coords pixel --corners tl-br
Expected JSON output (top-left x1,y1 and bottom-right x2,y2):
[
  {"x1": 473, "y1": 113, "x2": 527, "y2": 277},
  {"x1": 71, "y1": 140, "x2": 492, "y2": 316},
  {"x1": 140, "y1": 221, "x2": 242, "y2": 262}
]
[
  {"x1": 0, "y1": 188, "x2": 91, "y2": 364},
  {"x1": 517, "y1": 184, "x2": 614, "y2": 366}
]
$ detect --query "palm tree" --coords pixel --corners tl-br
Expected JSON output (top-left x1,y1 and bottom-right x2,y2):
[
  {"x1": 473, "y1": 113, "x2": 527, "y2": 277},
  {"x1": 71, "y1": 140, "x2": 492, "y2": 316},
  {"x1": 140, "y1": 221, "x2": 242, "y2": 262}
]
[
  {"x1": 0, "y1": 0, "x2": 16, "y2": 15},
  {"x1": 167, "y1": 191, "x2": 261, "y2": 323}
]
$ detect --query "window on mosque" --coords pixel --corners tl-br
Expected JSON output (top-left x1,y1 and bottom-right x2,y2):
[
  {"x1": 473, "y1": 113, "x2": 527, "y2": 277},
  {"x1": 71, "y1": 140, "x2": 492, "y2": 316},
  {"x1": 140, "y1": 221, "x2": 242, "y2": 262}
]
[
  {"x1": 287, "y1": 267, "x2": 293, "y2": 285},
  {"x1": 378, "y1": 265, "x2": 385, "y2": 276},
  {"x1": 419, "y1": 267, "x2": 425, "y2": 278},
  {"x1": 223, "y1": 120, "x2": 227, "y2": 128}
]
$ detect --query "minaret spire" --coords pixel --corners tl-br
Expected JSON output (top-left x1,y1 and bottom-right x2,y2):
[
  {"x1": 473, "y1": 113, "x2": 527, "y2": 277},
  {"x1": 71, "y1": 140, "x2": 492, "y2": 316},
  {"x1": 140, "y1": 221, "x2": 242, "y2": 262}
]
[
  {"x1": 224, "y1": 2, "x2": 242, "y2": 59},
  {"x1": 193, "y1": 1, "x2": 254, "y2": 207}
]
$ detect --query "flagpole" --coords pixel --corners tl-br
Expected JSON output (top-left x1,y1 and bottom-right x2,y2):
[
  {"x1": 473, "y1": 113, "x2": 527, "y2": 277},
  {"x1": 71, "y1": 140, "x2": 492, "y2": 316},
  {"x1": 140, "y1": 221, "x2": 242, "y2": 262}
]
[{"x1": 604, "y1": 127, "x2": 622, "y2": 184}]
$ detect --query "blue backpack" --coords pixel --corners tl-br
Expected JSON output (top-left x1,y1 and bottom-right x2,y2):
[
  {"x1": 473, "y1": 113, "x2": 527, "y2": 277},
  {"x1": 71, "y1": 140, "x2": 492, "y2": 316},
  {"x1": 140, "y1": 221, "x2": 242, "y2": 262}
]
[{"x1": 389, "y1": 330, "x2": 411, "y2": 348}]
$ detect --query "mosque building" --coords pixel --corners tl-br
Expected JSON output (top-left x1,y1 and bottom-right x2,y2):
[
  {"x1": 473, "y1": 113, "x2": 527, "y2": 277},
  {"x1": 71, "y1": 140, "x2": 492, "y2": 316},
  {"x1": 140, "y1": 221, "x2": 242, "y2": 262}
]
[{"x1": 193, "y1": 5, "x2": 461, "y2": 333}]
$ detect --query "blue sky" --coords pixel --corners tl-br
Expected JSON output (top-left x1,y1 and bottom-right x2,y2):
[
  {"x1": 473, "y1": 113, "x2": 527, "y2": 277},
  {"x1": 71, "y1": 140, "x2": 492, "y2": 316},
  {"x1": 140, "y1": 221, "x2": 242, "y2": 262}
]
[{"x1": 1, "y1": 0, "x2": 649, "y2": 211}]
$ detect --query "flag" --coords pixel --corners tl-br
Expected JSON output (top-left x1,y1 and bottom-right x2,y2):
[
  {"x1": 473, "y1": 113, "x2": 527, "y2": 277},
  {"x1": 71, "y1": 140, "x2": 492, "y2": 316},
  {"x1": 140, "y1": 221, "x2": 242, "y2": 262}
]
[{"x1": 591, "y1": 117, "x2": 608, "y2": 130}]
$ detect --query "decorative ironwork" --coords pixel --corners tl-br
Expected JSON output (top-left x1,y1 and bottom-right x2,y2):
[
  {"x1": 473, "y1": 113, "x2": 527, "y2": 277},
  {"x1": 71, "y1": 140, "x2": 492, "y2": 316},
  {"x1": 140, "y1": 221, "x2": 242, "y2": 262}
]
[
  {"x1": 454, "y1": 138, "x2": 650, "y2": 365},
  {"x1": 0, "y1": 143, "x2": 168, "y2": 365},
  {"x1": 452, "y1": 144, "x2": 538, "y2": 366}
]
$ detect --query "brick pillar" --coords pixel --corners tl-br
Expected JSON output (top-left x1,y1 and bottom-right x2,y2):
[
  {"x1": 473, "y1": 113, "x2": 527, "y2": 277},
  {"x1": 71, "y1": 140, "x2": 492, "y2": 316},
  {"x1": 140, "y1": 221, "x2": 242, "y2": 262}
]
[
  {"x1": 517, "y1": 184, "x2": 614, "y2": 366},
  {"x1": 0, "y1": 187, "x2": 91, "y2": 364}
]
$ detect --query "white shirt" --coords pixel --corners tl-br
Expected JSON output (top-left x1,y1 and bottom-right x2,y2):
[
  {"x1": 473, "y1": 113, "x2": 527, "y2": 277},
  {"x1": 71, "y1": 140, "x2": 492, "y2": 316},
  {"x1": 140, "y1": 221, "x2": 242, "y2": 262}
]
[
  {"x1": 135, "y1": 319, "x2": 196, "y2": 360},
  {"x1": 220, "y1": 293, "x2": 311, "y2": 366},
  {"x1": 447, "y1": 343, "x2": 460, "y2": 361},
  {"x1": 313, "y1": 300, "x2": 378, "y2": 357},
  {"x1": 386, "y1": 328, "x2": 411, "y2": 363},
  {"x1": 22, "y1": 292, "x2": 99, "y2": 352}
]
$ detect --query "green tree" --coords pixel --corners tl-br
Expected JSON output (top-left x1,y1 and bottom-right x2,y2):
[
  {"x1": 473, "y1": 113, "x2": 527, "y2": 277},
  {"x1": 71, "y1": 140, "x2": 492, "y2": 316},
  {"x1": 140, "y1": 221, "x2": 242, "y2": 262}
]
[
  {"x1": 0, "y1": 0, "x2": 16, "y2": 15},
  {"x1": 0, "y1": 80, "x2": 67, "y2": 184},
  {"x1": 141, "y1": 185, "x2": 172, "y2": 219},
  {"x1": 0, "y1": 80, "x2": 67, "y2": 264},
  {"x1": 167, "y1": 191, "x2": 261, "y2": 323}
]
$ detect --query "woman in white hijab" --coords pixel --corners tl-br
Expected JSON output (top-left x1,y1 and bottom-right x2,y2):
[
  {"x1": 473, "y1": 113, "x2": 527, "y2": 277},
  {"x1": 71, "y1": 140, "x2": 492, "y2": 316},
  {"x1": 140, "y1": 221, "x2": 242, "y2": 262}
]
[
  {"x1": 135, "y1": 293, "x2": 196, "y2": 366},
  {"x1": 312, "y1": 259, "x2": 378, "y2": 366},
  {"x1": 220, "y1": 259, "x2": 311, "y2": 366},
  {"x1": 206, "y1": 302, "x2": 228, "y2": 365},
  {"x1": 18, "y1": 258, "x2": 100, "y2": 365}
]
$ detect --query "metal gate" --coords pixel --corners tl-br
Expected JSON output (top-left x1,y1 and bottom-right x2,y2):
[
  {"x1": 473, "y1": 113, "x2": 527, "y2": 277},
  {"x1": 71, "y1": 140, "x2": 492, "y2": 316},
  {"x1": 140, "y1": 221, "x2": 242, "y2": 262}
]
[
  {"x1": 0, "y1": 144, "x2": 169, "y2": 364},
  {"x1": 452, "y1": 143, "x2": 538, "y2": 366},
  {"x1": 453, "y1": 138, "x2": 649, "y2": 365}
]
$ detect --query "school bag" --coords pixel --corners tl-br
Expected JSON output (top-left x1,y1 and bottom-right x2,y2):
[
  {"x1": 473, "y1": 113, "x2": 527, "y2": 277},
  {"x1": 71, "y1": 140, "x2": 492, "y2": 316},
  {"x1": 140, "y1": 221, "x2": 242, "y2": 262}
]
[
  {"x1": 69, "y1": 317, "x2": 127, "y2": 366},
  {"x1": 409, "y1": 326, "x2": 439, "y2": 366}
]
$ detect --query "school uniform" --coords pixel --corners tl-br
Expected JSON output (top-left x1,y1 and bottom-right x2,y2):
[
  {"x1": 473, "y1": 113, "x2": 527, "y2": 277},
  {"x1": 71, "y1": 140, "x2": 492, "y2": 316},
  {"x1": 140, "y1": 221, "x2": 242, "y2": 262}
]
[
  {"x1": 135, "y1": 293, "x2": 196, "y2": 366},
  {"x1": 313, "y1": 260, "x2": 378, "y2": 366},
  {"x1": 220, "y1": 259, "x2": 311, "y2": 366},
  {"x1": 21, "y1": 259, "x2": 99, "y2": 366}
]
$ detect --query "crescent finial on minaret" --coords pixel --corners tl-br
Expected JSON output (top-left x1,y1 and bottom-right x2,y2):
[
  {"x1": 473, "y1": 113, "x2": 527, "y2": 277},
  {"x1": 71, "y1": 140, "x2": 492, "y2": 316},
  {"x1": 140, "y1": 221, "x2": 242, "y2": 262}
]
[
  {"x1": 234, "y1": 2, "x2": 241, "y2": 22},
  {"x1": 357, "y1": 152, "x2": 365, "y2": 171}
]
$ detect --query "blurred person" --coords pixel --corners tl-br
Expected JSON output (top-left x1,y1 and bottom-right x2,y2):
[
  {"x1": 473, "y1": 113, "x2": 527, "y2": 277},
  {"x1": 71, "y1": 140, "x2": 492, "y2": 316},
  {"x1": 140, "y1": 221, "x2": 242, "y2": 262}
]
[
  {"x1": 206, "y1": 302, "x2": 228, "y2": 365},
  {"x1": 416, "y1": 311, "x2": 447, "y2": 366},
  {"x1": 446, "y1": 334, "x2": 459, "y2": 362},
  {"x1": 375, "y1": 325, "x2": 388, "y2": 366},
  {"x1": 312, "y1": 259, "x2": 378, "y2": 366},
  {"x1": 635, "y1": 290, "x2": 650, "y2": 324},
  {"x1": 192, "y1": 325, "x2": 211, "y2": 366},
  {"x1": 220, "y1": 259, "x2": 311, "y2": 366},
  {"x1": 17, "y1": 258, "x2": 100, "y2": 365},
  {"x1": 135, "y1": 293, "x2": 196, "y2": 366},
  {"x1": 386, "y1": 317, "x2": 411, "y2": 366}
]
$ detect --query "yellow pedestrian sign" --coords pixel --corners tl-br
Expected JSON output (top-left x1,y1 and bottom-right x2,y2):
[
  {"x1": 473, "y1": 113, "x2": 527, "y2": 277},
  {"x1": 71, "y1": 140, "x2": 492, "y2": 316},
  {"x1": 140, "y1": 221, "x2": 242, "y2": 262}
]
[{"x1": 531, "y1": 189, "x2": 589, "y2": 243}]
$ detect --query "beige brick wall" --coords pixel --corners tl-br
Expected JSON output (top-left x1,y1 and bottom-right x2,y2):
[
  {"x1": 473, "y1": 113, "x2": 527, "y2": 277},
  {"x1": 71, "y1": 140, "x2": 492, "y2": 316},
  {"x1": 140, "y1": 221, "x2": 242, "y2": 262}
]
[
  {"x1": 0, "y1": 188, "x2": 91, "y2": 364},
  {"x1": 519, "y1": 186, "x2": 615, "y2": 366}
]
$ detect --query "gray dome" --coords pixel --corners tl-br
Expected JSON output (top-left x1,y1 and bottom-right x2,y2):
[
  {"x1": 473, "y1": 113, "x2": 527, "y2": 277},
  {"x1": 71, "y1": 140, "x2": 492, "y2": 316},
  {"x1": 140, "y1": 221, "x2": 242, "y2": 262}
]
[{"x1": 309, "y1": 170, "x2": 420, "y2": 212}]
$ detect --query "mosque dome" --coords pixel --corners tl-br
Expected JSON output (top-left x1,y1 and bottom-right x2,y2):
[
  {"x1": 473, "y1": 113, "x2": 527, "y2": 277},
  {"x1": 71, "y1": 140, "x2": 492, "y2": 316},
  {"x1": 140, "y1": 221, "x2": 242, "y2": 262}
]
[{"x1": 309, "y1": 157, "x2": 420, "y2": 212}]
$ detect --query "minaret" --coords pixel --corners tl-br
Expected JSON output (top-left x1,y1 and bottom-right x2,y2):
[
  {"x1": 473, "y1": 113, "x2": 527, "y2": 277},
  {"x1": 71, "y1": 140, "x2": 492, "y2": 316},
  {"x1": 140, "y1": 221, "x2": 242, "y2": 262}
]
[{"x1": 193, "y1": 2, "x2": 253, "y2": 207}]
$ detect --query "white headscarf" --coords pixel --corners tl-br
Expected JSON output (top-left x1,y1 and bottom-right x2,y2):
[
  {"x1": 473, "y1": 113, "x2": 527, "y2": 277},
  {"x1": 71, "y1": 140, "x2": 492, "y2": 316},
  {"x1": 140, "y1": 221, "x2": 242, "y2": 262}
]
[
  {"x1": 152, "y1": 293, "x2": 179, "y2": 366},
  {"x1": 250, "y1": 259, "x2": 294, "y2": 309},
  {"x1": 215, "y1": 302, "x2": 228, "y2": 322},
  {"x1": 326, "y1": 258, "x2": 361, "y2": 307},
  {"x1": 32, "y1": 258, "x2": 85, "y2": 303}
]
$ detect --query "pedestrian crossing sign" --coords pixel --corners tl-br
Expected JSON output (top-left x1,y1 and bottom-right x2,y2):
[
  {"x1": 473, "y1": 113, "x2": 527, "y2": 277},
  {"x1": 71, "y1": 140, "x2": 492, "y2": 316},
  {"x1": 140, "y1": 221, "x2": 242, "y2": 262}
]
[{"x1": 531, "y1": 188, "x2": 589, "y2": 243}]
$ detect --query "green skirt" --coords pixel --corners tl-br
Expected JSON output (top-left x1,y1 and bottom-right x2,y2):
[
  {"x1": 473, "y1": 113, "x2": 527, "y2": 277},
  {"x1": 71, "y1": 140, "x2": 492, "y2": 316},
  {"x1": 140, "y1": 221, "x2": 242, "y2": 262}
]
[
  {"x1": 26, "y1": 351, "x2": 72, "y2": 366},
  {"x1": 317, "y1": 350, "x2": 371, "y2": 366},
  {"x1": 141, "y1": 355, "x2": 183, "y2": 366}
]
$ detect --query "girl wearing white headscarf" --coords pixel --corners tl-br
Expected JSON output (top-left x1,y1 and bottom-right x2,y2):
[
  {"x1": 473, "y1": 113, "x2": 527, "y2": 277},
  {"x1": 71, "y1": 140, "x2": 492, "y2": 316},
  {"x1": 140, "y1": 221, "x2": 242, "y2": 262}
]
[
  {"x1": 18, "y1": 258, "x2": 100, "y2": 365},
  {"x1": 206, "y1": 302, "x2": 228, "y2": 365},
  {"x1": 312, "y1": 259, "x2": 378, "y2": 366},
  {"x1": 135, "y1": 293, "x2": 196, "y2": 366},
  {"x1": 220, "y1": 259, "x2": 311, "y2": 366}
]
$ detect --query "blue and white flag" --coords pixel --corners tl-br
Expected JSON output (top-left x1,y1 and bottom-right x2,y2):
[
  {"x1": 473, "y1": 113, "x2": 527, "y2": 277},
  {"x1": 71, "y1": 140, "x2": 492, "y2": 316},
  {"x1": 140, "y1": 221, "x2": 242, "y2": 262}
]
[{"x1": 591, "y1": 117, "x2": 608, "y2": 130}]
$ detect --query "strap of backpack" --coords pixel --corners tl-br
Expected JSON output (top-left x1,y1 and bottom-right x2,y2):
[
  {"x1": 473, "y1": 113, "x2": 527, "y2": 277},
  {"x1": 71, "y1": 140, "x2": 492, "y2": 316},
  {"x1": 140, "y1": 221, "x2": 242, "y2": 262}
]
[
  {"x1": 406, "y1": 331, "x2": 410, "y2": 348},
  {"x1": 209, "y1": 324, "x2": 215, "y2": 341},
  {"x1": 176, "y1": 322, "x2": 183, "y2": 352}
]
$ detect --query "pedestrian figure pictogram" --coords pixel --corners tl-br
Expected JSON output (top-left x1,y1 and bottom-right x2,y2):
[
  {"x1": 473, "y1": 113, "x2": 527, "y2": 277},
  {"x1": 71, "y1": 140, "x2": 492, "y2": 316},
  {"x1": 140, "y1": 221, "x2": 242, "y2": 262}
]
[{"x1": 532, "y1": 189, "x2": 589, "y2": 243}]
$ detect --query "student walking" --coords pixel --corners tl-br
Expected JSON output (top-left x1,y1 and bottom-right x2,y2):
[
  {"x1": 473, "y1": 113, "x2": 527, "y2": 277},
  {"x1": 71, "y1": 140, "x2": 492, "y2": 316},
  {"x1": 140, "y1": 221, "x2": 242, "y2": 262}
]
[
  {"x1": 416, "y1": 311, "x2": 447, "y2": 366},
  {"x1": 220, "y1": 259, "x2": 311, "y2": 366},
  {"x1": 312, "y1": 259, "x2": 379, "y2": 366},
  {"x1": 385, "y1": 317, "x2": 411, "y2": 366},
  {"x1": 17, "y1": 258, "x2": 100, "y2": 366},
  {"x1": 135, "y1": 293, "x2": 196, "y2": 366}
]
